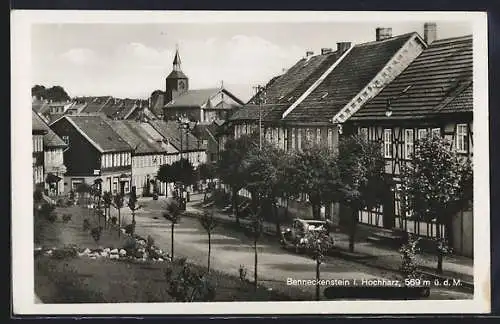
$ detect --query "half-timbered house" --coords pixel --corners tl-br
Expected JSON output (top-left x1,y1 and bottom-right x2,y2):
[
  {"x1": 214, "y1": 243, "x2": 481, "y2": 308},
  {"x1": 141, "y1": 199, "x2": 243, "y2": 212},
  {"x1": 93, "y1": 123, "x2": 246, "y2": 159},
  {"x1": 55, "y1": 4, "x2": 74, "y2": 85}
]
[{"x1": 347, "y1": 33, "x2": 473, "y2": 256}]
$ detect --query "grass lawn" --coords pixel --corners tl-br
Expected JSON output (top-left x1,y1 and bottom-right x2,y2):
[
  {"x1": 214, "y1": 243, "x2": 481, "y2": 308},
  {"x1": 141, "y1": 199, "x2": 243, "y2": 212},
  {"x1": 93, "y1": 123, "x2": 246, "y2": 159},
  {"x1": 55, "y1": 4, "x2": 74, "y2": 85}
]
[{"x1": 35, "y1": 204, "x2": 313, "y2": 303}]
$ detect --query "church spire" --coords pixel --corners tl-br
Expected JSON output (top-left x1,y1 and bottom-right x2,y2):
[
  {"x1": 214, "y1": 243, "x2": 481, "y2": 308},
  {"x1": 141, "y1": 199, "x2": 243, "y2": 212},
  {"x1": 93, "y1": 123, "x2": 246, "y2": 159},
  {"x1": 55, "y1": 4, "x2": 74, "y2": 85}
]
[{"x1": 173, "y1": 44, "x2": 182, "y2": 72}]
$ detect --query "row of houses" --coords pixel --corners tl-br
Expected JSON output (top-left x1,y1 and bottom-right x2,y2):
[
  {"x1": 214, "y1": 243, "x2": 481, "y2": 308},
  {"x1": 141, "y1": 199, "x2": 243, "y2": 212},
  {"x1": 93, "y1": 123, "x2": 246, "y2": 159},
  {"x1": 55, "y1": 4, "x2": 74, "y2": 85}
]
[
  {"x1": 222, "y1": 23, "x2": 473, "y2": 256},
  {"x1": 32, "y1": 110, "x2": 207, "y2": 198}
]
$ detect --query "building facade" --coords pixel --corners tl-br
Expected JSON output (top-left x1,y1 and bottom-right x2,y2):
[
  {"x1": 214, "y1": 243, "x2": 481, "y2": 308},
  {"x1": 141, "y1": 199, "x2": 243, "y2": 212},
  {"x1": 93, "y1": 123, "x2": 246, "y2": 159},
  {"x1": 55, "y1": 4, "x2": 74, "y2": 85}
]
[
  {"x1": 32, "y1": 111, "x2": 46, "y2": 191},
  {"x1": 348, "y1": 33, "x2": 473, "y2": 256},
  {"x1": 107, "y1": 120, "x2": 176, "y2": 197},
  {"x1": 226, "y1": 26, "x2": 428, "y2": 222},
  {"x1": 50, "y1": 115, "x2": 133, "y2": 195}
]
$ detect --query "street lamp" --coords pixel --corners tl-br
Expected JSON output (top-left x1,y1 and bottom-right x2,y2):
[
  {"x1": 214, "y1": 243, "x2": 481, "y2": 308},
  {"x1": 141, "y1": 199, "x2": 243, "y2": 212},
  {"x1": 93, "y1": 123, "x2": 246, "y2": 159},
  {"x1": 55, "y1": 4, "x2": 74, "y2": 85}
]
[{"x1": 385, "y1": 98, "x2": 393, "y2": 118}]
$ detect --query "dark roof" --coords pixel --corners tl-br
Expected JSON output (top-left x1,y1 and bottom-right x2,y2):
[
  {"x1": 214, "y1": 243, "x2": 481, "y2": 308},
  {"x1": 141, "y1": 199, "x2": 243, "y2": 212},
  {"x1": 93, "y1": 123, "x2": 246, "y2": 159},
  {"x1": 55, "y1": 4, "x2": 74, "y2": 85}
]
[
  {"x1": 148, "y1": 120, "x2": 202, "y2": 152},
  {"x1": 284, "y1": 33, "x2": 416, "y2": 122},
  {"x1": 166, "y1": 70, "x2": 188, "y2": 80},
  {"x1": 352, "y1": 35, "x2": 472, "y2": 120},
  {"x1": 230, "y1": 50, "x2": 346, "y2": 122},
  {"x1": 63, "y1": 115, "x2": 132, "y2": 153},
  {"x1": 79, "y1": 96, "x2": 112, "y2": 113},
  {"x1": 438, "y1": 83, "x2": 472, "y2": 113},
  {"x1": 107, "y1": 120, "x2": 166, "y2": 154},
  {"x1": 32, "y1": 110, "x2": 48, "y2": 133},
  {"x1": 32, "y1": 111, "x2": 67, "y2": 147},
  {"x1": 164, "y1": 88, "x2": 221, "y2": 108}
]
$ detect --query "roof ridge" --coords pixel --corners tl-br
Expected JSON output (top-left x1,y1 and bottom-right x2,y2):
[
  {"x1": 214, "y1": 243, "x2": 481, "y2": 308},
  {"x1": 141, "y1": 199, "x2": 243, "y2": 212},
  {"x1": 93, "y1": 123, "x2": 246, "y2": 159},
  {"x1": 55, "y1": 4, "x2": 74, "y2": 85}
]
[
  {"x1": 355, "y1": 32, "x2": 417, "y2": 48},
  {"x1": 431, "y1": 35, "x2": 473, "y2": 44}
]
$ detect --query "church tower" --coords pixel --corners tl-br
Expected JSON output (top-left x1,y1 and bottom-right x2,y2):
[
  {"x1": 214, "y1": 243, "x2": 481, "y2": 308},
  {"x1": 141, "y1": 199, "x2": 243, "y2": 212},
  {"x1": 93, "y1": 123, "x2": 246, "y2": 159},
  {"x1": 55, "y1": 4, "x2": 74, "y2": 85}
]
[{"x1": 165, "y1": 46, "x2": 189, "y2": 103}]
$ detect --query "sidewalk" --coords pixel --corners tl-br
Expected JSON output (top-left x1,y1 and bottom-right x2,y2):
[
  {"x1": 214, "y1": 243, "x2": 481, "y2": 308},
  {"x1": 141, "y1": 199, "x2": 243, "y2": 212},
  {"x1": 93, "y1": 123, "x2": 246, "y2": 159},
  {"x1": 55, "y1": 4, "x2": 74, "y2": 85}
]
[{"x1": 185, "y1": 199, "x2": 474, "y2": 285}]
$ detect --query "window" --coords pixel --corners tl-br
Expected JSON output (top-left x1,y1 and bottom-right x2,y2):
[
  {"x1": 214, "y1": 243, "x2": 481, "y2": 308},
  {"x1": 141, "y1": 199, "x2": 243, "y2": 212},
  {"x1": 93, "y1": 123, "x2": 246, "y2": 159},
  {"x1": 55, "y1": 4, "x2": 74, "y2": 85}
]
[
  {"x1": 327, "y1": 129, "x2": 333, "y2": 148},
  {"x1": 291, "y1": 128, "x2": 296, "y2": 149},
  {"x1": 297, "y1": 129, "x2": 302, "y2": 150},
  {"x1": 418, "y1": 129, "x2": 427, "y2": 140},
  {"x1": 316, "y1": 128, "x2": 321, "y2": 144},
  {"x1": 456, "y1": 124, "x2": 468, "y2": 153},
  {"x1": 357, "y1": 97, "x2": 362, "y2": 103},
  {"x1": 306, "y1": 128, "x2": 312, "y2": 143},
  {"x1": 360, "y1": 128, "x2": 368, "y2": 140},
  {"x1": 432, "y1": 128, "x2": 441, "y2": 137},
  {"x1": 404, "y1": 129, "x2": 414, "y2": 159},
  {"x1": 383, "y1": 129, "x2": 393, "y2": 158}
]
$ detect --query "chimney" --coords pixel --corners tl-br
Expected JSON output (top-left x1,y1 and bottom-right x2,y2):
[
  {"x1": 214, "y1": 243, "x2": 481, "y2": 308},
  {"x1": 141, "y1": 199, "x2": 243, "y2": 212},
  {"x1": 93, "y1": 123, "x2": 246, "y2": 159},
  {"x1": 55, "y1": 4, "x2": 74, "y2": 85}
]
[
  {"x1": 321, "y1": 48, "x2": 332, "y2": 55},
  {"x1": 336, "y1": 42, "x2": 352, "y2": 53},
  {"x1": 376, "y1": 27, "x2": 393, "y2": 41},
  {"x1": 306, "y1": 50, "x2": 314, "y2": 57},
  {"x1": 424, "y1": 22, "x2": 437, "y2": 44}
]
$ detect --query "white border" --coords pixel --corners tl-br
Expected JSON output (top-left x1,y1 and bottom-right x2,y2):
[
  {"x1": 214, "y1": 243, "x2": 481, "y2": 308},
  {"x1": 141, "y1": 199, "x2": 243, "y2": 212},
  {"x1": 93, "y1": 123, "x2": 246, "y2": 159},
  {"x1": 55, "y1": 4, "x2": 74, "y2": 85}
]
[{"x1": 12, "y1": 10, "x2": 490, "y2": 315}]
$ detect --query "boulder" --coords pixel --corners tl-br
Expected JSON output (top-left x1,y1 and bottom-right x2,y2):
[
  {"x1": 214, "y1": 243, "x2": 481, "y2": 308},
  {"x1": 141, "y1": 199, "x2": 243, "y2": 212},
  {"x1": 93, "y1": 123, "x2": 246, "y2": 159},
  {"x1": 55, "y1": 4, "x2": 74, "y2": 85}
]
[
  {"x1": 158, "y1": 258, "x2": 164, "y2": 262},
  {"x1": 104, "y1": 248, "x2": 111, "y2": 253},
  {"x1": 83, "y1": 248, "x2": 91, "y2": 255},
  {"x1": 109, "y1": 254, "x2": 119, "y2": 260},
  {"x1": 119, "y1": 249, "x2": 127, "y2": 256},
  {"x1": 110, "y1": 248, "x2": 119, "y2": 254},
  {"x1": 100, "y1": 251, "x2": 109, "y2": 258}
]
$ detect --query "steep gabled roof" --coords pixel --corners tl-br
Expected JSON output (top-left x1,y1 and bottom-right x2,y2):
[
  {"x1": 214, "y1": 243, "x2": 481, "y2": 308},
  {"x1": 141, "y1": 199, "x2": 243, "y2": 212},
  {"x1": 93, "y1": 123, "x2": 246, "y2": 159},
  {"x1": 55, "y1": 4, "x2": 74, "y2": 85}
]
[
  {"x1": 283, "y1": 33, "x2": 416, "y2": 122},
  {"x1": 166, "y1": 70, "x2": 188, "y2": 80},
  {"x1": 107, "y1": 120, "x2": 166, "y2": 154},
  {"x1": 352, "y1": 35, "x2": 472, "y2": 120},
  {"x1": 32, "y1": 110, "x2": 67, "y2": 147},
  {"x1": 148, "y1": 120, "x2": 202, "y2": 152},
  {"x1": 62, "y1": 115, "x2": 132, "y2": 153},
  {"x1": 230, "y1": 49, "x2": 347, "y2": 123}
]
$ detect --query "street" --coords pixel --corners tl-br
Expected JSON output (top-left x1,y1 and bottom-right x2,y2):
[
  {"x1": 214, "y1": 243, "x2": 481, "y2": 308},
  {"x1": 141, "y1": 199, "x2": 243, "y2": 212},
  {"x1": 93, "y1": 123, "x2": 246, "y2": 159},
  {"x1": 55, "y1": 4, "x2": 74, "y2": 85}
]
[{"x1": 120, "y1": 194, "x2": 473, "y2": 300}]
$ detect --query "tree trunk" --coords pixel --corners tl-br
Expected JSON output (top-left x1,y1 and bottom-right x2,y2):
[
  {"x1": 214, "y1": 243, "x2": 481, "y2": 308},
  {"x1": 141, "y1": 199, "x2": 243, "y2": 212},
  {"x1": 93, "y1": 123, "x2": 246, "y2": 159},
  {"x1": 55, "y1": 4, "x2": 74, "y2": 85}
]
[
  {"x1": 208, "y1": 232, "x2": 211, "y2": 273},
  {"x1": 118, "y1": 208, "x2": 121, "y2": 238},
  {"x1": 254, "y1": 238, "x2": 258, "y2": 291},
  {"x1": 444, "y1": 216, "x2": 454, "y2": 250},
  {"x1": 349, "y1": 208, "x2": 358, "y2": 253},
  {"x1": 232, "y1": 188, "x2": 240, "y2": 225},
  {"x1": 284, "y1": 196, "x2": 289, "y2": 220},
  {"x1": 436, "y1": 224, "x2": 443, "y2": 274},
  {"x1": 316, "y1": 259, "x2": 320, "y2": 301},
  {"x1": 171, "y1": 223, "x2": 175, "y2": 261},
  {"x1": 274, "y1": 202, "x2": 280, "y2": 237}
]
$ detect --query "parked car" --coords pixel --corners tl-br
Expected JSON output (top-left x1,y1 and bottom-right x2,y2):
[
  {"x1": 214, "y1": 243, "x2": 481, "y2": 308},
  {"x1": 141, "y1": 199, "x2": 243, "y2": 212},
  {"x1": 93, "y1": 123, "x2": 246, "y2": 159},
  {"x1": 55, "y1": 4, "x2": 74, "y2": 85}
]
[{"x1": 280, "y1": 218, "x2": 333, "y2": 253}]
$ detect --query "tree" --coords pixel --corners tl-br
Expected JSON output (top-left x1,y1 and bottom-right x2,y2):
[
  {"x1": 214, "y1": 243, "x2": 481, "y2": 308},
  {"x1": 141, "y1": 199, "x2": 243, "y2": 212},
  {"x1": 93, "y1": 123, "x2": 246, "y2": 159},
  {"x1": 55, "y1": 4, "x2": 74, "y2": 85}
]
[
  {"x1": 112, "y1": 194, "x2": 124, "y2": 237},
  {"x1": 158, "y1": 159, "x2": 196, "y2": 197},
  {"x1": 336, "y1": 135, "x2": 386, "y2": 253},
  {"x1": 44, "y1": 85, "x2": 71, "y2": 102},
  {"x1": 400, "y1": 135, "x2": 472, "y2": 273},
  {"x1": 198, "y1": 162, "x2": 217, "y2": 183},
  {"x1": 304, "y1": 228, "x2": 335, "y2": 300},
  {"x1": 32, "y1": 85, "x2": 46, "y2": 99},
  {"x1": 243, "y1": 142, "x2": 290, "y2": 234},
  {"x1": 217, "y1": 133, "x2": 258, "y2": 225},
  {"x1": 163, "y1": 199, "x2": 182, "y2": 260},
  {"x1": 102, "y1": 191, "x2": 112, "y2": 222},
  {"x1": 243, "y1": 206, "x2": 263, "y2": 291},
  {"x1": 286, "y1": 143, "x2": 340, "y2": 220},
  {"x1": 171, "y1": 158, "x2": 196, "y2": 188},
  {"x1": 32, "y1": 85, "x2": 70, "y2": 102},
  {"x1": 199, "y1": 209, "x2": 218, "y2": 273},
  {"x1": 127, "y1": 190, "x2": 141, "y2": 225}
]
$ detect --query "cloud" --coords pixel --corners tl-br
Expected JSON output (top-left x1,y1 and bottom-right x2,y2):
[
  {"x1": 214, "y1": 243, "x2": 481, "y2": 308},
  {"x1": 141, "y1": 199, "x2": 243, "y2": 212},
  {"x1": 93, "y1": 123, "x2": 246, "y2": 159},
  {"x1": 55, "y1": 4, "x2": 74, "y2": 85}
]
[
  {"x1": 60, "y1": 48, "x2": 98, "y2": 66},
  {"x1": 47, "y1": 35, "x2": 305, "y2": 99}
]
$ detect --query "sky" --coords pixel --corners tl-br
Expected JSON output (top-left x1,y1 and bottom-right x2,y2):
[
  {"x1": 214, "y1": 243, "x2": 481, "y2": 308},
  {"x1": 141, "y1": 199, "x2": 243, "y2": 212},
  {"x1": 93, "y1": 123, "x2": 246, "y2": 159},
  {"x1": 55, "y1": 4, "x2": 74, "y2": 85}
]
[{"x1": 31, "y1": 21, "x2": 473, "y2": 103}]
